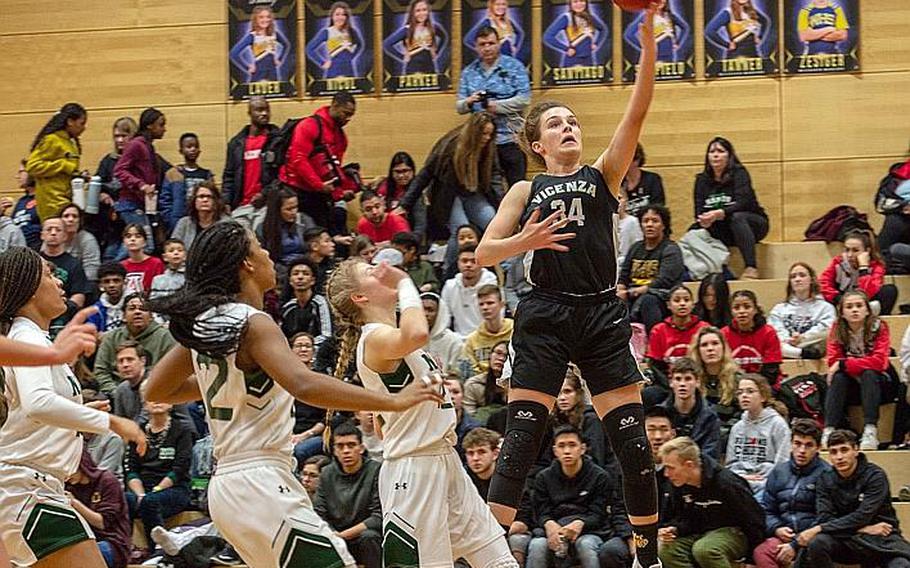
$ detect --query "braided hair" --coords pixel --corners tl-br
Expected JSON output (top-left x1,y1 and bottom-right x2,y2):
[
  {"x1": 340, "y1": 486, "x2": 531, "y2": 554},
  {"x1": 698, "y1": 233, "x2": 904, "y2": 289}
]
[
  {"x1": 30, "y1": 102, "x2": 86, "y2": 153},
  {"x1": 323, "y1": 257, "x2": 367, "y2": 446},
  {"x1": 0, "y1": 247, "x2": 44, "y2": 428},
  {"x1": 0, "y1": 247, "x2": 43, "y2": 336},
  {"x1": 148, "y1": 221, "x2": 254, "y2": 359}
]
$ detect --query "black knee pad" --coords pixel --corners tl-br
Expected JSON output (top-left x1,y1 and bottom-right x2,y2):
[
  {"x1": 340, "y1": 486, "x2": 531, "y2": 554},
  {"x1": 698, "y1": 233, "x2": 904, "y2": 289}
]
[
  {"x1": 488, "y1": 400, "x2": 549, "y2": 508},
  {"x1": 602, "y1": 403, "x2": 657, "y2": 517}
]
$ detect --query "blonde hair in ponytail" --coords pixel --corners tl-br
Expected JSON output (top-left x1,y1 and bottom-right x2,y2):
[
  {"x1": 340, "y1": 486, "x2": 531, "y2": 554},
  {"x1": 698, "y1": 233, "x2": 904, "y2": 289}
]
[{"x1": 324, "y1": 258, "x2": 367, "y2": 447}]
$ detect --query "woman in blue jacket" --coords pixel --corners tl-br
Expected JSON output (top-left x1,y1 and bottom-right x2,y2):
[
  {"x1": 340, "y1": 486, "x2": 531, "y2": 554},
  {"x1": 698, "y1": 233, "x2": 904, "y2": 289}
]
[
  {"x1": 306, "y1": 2, "x2": 364, "y2": 79},
  {"x1": 542, "y1": 0, "x2": 607, "y2": 67}
]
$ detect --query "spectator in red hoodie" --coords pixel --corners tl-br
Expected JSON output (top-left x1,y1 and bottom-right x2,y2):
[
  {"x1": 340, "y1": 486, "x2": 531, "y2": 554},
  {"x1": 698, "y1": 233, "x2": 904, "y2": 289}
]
[
  {"x1": 65, "y1": 449, "x2": 131, "y2": 568},
  {"x1": 645, "y1": 285, "x2": 708, "y2": 405},
  {"x1": 823, "y1": 290, "x2": 892, "y2": 451},
  {"x1": 279, "y1": 92, "x2": 357, "y2": 232},
  {"x1": 113, "y1": 108, "x2": 166, "y2": 251},
  {"x1": 819, "y1": 230, "x2": 897, "y2": 315},
  {"x1": 356, "y1": 190, "x2": 410, "y2": 247},
  {"x1": 722, "y1": 290, "x2": 782, "y2": 387}
]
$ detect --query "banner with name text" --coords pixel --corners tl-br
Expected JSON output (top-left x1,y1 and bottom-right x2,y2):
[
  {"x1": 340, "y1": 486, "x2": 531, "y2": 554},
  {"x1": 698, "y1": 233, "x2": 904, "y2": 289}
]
[
  {"x1": 228, "y1": 0, "x2": 298, "y2": 100},
  {"x1": 305, "y1": 0, "x2": 375, "y2": 96},
  {"x1": 621, "y1": 0, "x2": 694, "y2": 83},
  {"x1": 382, "y1": 0, "x2": 452, "y2": 93},
  {"x1": 784, "y1": 0, "x2": 859, "y2": 74},
  {"x1": 461, "y1": 0, "x2": 532, "y2": 71},
  {"x1": 704, "y1": 0, "x2": 779, "y2": 78},
  {"x1": 541, "y1": 0, "x2": 612, "y2": 87}
]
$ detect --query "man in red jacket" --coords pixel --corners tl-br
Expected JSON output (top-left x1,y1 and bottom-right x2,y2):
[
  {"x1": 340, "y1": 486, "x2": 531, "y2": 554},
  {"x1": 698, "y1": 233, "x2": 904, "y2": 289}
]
[{"x1": 279, "y1": 92, "x2": 358, "y2": 231}]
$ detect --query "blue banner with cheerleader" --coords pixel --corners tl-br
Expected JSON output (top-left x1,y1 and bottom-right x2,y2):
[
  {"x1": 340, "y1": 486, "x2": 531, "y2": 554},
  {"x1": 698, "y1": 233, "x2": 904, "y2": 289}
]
[{"x1": 305, "y1": 0, "x2": 375, "y2": 96}]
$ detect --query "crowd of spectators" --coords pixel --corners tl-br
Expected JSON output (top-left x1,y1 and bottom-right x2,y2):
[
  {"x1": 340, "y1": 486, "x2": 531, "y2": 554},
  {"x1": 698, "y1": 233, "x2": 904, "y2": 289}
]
[{"x1": 3, "y1": 24, "x2": 910, "y2": 566}]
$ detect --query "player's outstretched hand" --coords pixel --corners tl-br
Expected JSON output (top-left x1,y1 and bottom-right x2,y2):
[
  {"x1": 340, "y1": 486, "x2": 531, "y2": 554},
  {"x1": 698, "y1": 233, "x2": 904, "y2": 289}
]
[
  {"x1": 391, "y1": 378, "x2": 446, "y2": 410},
  {"x1": 110, "y1": 415, "x2": 148, "y2": 456},
  {"x1": 50, "y1": 307, "x2": 99, "y2": 363},
  {"x1": 519, "y1": 208, "x2": 576, "y2": 252}
]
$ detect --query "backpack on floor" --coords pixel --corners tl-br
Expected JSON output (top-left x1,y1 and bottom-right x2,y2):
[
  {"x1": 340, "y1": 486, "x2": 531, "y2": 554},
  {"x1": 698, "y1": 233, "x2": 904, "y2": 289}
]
[{"x1": 777, "y1": 372, "x2": 827, "y2": 427}]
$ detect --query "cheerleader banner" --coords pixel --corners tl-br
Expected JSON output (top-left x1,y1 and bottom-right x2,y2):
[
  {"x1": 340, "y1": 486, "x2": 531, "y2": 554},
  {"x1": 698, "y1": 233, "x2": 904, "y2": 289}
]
[
  {"x1": 784, "y1": 0, "x2": 859, "y2": 74},
  {"x1": 461, "y1": 0, "x2": 532, "y2": 70},
  {"x1": 382, "y1": 0, "x2": 452, "y2": 93},
  {"x1": 305, "y1": 0, "x2": 375, "y2": 96},
  {"x1": 228, "y1": 0, "x2": 299, "y2": 100},
  {"x1": 704, "y1": 0, "x2": 778, "y2": 78},
  {"x1": 541, "y1": 0, "x2": 612, "y2": 87},
  {"x1": 621, "y1": 0, "x2": 694, "y2": 82}
]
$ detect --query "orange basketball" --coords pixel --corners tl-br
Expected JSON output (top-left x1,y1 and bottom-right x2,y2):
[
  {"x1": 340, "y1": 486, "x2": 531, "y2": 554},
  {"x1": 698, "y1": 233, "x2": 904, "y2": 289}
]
[{"x1": 613, "y1": 0, "x2": 652, "y2": 11}]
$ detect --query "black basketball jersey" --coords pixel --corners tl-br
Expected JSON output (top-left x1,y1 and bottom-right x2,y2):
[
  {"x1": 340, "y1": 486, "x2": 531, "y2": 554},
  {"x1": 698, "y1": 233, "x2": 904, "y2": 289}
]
[{"x1": 519, "y1": 165, "x2": 619, "y2": 298}]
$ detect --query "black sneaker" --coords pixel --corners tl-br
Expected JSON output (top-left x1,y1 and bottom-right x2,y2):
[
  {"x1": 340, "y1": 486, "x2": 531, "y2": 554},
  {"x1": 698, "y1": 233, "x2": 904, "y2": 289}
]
[{"x1": 211, "y1": 544, "x2": 242, "y2": 566}]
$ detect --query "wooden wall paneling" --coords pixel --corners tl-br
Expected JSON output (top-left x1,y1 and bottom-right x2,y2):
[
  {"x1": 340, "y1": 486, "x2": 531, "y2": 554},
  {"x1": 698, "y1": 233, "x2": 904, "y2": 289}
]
[
  {"x1": 860, "y1": 1, "x2": 910, "y2": 73},
  {"x1": 781, "y1": 72, "x2": 910, "y2": 161},
  {"x1": 0, "y1": 24, "x2": 226, "y2": 112},
  {"x1": 781, "y1": 157, "x2": 894, "y2": 241},
  {"x1": 0, "y1": 0, "x2": 225, "y2": 34}
]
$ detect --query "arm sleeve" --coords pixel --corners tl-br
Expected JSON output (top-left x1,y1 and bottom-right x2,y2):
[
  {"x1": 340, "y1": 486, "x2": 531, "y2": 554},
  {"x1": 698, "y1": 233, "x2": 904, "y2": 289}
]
[
  {"x1": 671, "y1": 13, "x2": 690, "y2": 50},
  {"x1": 222, "y1": 141, "x2": 238, "y2": 206},
  {"x1": 826, "y1": 325, "x2": 846, "y2": 367},
  {"x1": 704, "y1": 10, "x2": 731, "y2": 49},
  {"x1": 314, "y1": 479, "x2": 329, "y2": 522},
  {"x1": 305, "y1": 28, "x2": 329, "y2": 67},
  {"x1": 575, "y1": 472, "x2": 608, "y2": 529},
  {"x1": 802, "y1": 302, "x2": 836, "y2": 344},
  {"x1": 13, "y1": 350, "x2": 109, "y2": 434},
  {"x1": 762, "y1": 469, "x2": 786, "y2": 534},
  {"x1": 494, "y1": 63, "x2": 531, "y2": 115},
  {"x1": 93, "y1": 338, "x2": 119, "y2": 395},
  {"x1": 382, "y1": 27, "x2": 408, "y2": 62},
  {"x1": 228, "y1": 33, "x2": 253, "y2": 71},
  {"x1": 532, "y1": 474, "x2": 555, "y2": 527},
  {"x1": 456, "y1": 70, "x2": 474, "y2": 114},
  {"x1": 814, "y1": 474, "x2": 836, "y2": 525},
  {"x1": 834, "y1": 7, "x2": 849, "y2": 30},
  {"x1": 113, "y1": 141, "x2": 146, "y2": 194},
  {"x1": 542, "y1": 14, "x2": 570, "y2": 53},
  {"x1": 25, "y1": 137, "x2": 78, "y2": 178},
  {"x1": 622, "y1": 13, "x2": 644, "y2": 54},
  {"x1": 158, "y1": 171, "x2": 179, "y2": 231},
  {"x1": 723, "y1": 168, "x2": 760, "y2": 216},
  {"x1": 315, "y1": 296, "x2": 334, "y2": 347},
  {"x1": 820, "y1": 469, "x2": 890, "y2": 534},
  {"x1": 649, "y1": 243, "x2": 685, "y2": 290},
  {"x1": 619, "y1": 249, "x2": 634, "y2": 286},
  {"x1": 365, "y1": 468, "x2": 383, "y2": 533},
  {"x1": 79, "y1": 233, "x2": 101, "y2": 282},
  {"x1": 693, "y1": 175, "x2": 709, "y2": 218},
  {"x1": 399, "y1": 152, "x2": 440, "y2": 211},
  {"x1": 855, "y1": 262, "x2": 885, "y2": 299},
  {"x1": 768, "y1": 304, "x2": 791, "y2": 342},
  {"x1": 67, "y1": 262, "x2": 91, "y2": 297},
  {"x1": 94, "y1": 476, "x2": 129, "y2": 532},
  {"x1": 696, "y1": 413, "x2": 721, "y2": 460},
  {"x1": 284, "y1": 118, "x2": 325, "y2": 192},
  {"x1": 797, "y1": 9, "x2": 809, "y2": 33},
  {"x1": 818, "y1": 259, "x2": 840, "y2": 303},
  {"x1": 463, "y1": 17, "x2": 487, "y2": 51},
  {"x1": 168, "y1": 426, "x2": 194, "y2": 485}
]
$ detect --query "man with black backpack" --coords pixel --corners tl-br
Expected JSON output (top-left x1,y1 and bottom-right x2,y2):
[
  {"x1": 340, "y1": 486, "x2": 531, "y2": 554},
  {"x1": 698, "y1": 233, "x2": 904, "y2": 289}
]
[{"x1": 271, "y1": 92, "x2": 358, "y2": 231}]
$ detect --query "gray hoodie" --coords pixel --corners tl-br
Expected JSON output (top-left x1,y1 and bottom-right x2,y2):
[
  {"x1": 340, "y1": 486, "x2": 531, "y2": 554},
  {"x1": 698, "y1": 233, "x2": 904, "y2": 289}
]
[
  {"x1": 422, "y1": 292, "x2": 465, "y2": 376},
  {"x1": 0, "y1": 216, "x2": 25, "y2": 252},
  {"x1": 768, "y1": 295, "x2": 836, "y2": 358},
  {"x1": 726, "y1": 406, "x2": 791, "y2": 495}
]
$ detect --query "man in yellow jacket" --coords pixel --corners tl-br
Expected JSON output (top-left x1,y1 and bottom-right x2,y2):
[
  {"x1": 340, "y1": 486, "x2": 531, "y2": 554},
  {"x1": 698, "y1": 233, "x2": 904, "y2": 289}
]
[
  {"x1": 461, "y1": 284, "x2": 514, "y2": 376},
  {"x1": 26, "y1": 103, "x2": 87, "y2": 221}
]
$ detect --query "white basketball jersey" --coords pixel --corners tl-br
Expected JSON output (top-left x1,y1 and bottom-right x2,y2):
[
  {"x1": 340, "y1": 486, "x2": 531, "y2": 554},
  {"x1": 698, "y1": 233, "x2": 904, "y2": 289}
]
[
  {"x1": 191, "y1": 304, "x2": 294, "y2": 462},
  {"x1": 356, "y1": 323, "x2": 457, "y2": 460},
  {"x1": 0, "y1": 318, "x2": 108, "y2": 480}
]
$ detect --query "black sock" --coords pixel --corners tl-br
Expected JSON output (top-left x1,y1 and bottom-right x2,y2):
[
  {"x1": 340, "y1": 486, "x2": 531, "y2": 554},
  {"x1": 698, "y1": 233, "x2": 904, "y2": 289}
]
[{"x1": 632, "y1": 522, "x2": 659, "y2": 567}]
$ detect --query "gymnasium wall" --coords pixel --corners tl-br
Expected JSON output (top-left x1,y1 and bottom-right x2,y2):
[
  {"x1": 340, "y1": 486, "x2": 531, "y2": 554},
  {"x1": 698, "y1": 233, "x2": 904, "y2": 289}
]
[{"x1": 0, "y1": 0, "x2": 907, "y2": 241}]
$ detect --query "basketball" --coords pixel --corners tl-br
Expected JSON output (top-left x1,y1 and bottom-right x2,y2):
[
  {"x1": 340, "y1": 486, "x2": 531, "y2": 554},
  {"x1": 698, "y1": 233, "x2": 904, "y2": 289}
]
[{"x1": 613, "y1": 0, "x2": 652, "y2": 11}]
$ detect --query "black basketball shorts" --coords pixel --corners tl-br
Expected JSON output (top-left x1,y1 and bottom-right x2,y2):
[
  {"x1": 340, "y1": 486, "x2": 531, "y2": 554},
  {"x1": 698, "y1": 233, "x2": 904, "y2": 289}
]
[{"x1": 505, "y1": 289, "x2": 644, "y2": 397}]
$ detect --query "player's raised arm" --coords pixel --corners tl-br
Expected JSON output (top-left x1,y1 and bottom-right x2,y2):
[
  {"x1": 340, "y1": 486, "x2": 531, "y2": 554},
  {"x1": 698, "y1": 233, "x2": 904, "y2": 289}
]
[
  {"x1": 476, "y1": 181, "x2": 575, "y2": 267},
  {"x1": 245, "y1": 313, "x2": 443, "y2": 411},
  {"x1": 594, "y1": 2, "x2": 659, "y2": 193}
]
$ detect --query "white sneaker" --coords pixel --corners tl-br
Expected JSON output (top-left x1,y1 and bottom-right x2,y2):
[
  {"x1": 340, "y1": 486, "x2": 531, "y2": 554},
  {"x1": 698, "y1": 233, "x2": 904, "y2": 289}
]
[
  {"x1": 632, "y1": 556, "x2": 663, "y2": 568},
  {"x1": 150, "y1": 526, "x2": 180, "y2": 556},
  {"x1": 861, "y1": 425, "x2": 879, "y2": 450},
  {"x1": 821, "y1": 426, "x2": 834, "y2": 448}
]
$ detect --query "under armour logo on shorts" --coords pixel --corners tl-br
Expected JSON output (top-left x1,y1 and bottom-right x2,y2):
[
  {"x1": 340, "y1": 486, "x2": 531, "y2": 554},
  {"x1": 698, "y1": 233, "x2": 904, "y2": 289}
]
[
  {"x1": 278, "y1": 485, "x2": 290, "y2": 494},
  {"x1": 395, "y1": 482, "x2": 408, "y2": 490}
]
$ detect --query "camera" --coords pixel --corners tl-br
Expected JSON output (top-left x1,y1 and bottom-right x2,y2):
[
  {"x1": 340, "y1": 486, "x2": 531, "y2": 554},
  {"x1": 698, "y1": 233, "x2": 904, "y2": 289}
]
[{"x1": 476, "y1": 90, "x2": 492, "y2": 109}]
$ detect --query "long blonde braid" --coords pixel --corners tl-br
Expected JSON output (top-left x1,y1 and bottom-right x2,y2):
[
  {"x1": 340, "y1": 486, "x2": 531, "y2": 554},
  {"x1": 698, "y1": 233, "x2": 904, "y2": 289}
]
[{"x1": 323, "y1": 258, "x2": 366, "y2": 447}]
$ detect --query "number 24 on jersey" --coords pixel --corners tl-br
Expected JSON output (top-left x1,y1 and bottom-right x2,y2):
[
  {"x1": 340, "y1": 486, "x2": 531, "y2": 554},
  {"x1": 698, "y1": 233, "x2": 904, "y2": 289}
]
[{"x1": 550, "y1": 197, "x2": 586, "y2": 226}]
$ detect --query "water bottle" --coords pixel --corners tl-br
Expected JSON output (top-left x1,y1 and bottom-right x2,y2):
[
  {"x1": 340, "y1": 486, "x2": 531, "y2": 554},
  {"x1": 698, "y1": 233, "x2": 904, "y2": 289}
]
[
  {"x1": 86, "y1": 176, "x2": 102, "y2": 214},
  {"x1": 554, "y1": 535, "x2": 568, "y2": 559},
  {"x1": 71, "y1": 177, "x2": 85, "y2": 209}
]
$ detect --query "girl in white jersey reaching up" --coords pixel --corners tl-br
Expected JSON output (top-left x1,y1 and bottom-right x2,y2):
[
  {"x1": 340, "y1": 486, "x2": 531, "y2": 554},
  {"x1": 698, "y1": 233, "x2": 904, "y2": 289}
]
[
  {"x1": 327, "y1": 258, "x2": 518, "y2": 568},
  {"x1": 144, "y1": 221, "x2": 442, "y2": 568},
  {"x1": 0, "y1": 247, "x2": 146, "y2": 568}
]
